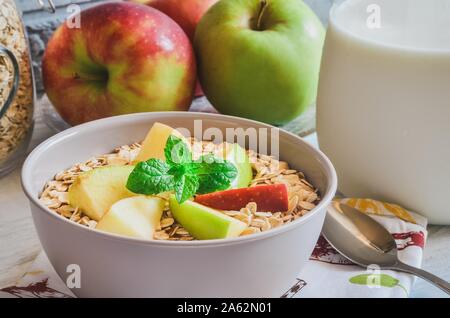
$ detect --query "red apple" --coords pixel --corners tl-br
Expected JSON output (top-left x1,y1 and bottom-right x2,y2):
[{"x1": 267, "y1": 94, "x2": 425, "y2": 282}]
[
  {"x1": 133, "y1": 0, "x2": 219, "y2": 96},
  {"x1": 136, "y1": 0, "x2": 219, "y2": 41},
  {"x1": 43, "y1": 2, "x2": 196, "y2": 126}
]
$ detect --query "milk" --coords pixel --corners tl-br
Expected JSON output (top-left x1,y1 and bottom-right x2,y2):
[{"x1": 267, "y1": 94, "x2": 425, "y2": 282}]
[
  {"x1": 333, "y1": 0, "x2": 450, "y2": 50},
  {"x1": 317, "y1": 0, "x2": 450, "y2": 224}
]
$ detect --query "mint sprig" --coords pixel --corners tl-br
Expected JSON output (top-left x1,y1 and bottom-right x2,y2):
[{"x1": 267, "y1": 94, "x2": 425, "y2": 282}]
[
  {"x1": 126, "y1": 135, "x2": 237, "y2": 203},
  {"x1": 192, "y1": 154, "x2": 238, "y2": 194},
  {"x1": 164, "y1": 134, "x2": 191, "y2": 165},
  {"x1": 126, "y1": 159, "x2": 174, "y2": 195}
]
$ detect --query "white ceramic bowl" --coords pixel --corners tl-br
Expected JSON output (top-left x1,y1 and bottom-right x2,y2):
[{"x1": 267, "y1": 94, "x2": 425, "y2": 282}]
[{"x1": 22, "y1": 112, "x2": 337, "y2": 298}]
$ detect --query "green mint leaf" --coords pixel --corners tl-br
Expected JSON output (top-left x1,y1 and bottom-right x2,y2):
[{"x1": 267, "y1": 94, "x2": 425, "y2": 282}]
[
  {"x1": 173, "y1": 173, "x2": 199, "y2": 204},
  {"x1": 126, "y1": 159, "x2": 174, "y2": 195},
  {"x1": 127, "y1": 137, "x2": 238, "y2": 202},
  {"x1": 190, "y1": 154, "x2": 238, "y2": 194},
  {"x1": 164, "y1": 135, "x2": 191, "y2": 165},
  {"x1": 197, "y1": 173, "x2": 234, "y2": 194}
]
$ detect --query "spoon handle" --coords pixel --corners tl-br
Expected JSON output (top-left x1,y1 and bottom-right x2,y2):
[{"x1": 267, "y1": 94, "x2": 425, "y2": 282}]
[{"x1": 392, "y1": 261, "x2": 450, "y2": 295}]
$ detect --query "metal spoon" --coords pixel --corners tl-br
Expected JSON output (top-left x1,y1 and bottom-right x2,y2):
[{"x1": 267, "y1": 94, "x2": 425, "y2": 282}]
[{"x1": 322, "y1": 201, "x2": 450, "y2": 295}]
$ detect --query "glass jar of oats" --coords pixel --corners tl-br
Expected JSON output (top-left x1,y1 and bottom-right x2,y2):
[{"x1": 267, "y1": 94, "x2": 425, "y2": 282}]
[{"x1": 0, "y1": 0, "x2": 35, "y2": 177}]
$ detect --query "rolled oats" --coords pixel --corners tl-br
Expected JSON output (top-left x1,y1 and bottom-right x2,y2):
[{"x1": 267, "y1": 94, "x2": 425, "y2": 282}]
[
  {"x1": 160, "y1": 217, "x2": 174, "y2": 229},
  {"x1": 175, "y1": 228, "x2": 190, "y2": 236},
  {"x1": 154, "y1": 230, "x2": 170, "y2": 240},
  {"x1": 288, "y1": 195, "x2": 299, "y2": 214},
  {"x1": 268, "y1": 217, "x2": 283, "y2": 228},
  {"x1": 169, "y1": 226, "x2": 181, "y2": 238},
  {"x1": 0, "y1": 0, "x2": 33, "y2": 162},
  {"x1": 39, "y1": 140, "x2": 320, "y2": 241},
  {"x1": 261, "y1": 218, "x2": 271, "y2": 232},
  {"x1": 241, "y1": 227, "x2": 261, "y2": 236},
  {"x1": 298, "y1": 201, "x2": 316, "y2": 211}
]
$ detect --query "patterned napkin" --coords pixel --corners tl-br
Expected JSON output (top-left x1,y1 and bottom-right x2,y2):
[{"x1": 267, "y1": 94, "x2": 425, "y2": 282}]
[
  {"x1": 285, "y1": 198, "x2": 427, "y2": 298},
  {"x1": 0, "y1": 198, "x2": 426, "y2": 298}
]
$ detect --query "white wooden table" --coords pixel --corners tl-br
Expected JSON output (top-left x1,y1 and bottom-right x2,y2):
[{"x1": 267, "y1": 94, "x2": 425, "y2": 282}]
[{"x1": 0, "y1": 101, "x2": 449, "y2": 298}]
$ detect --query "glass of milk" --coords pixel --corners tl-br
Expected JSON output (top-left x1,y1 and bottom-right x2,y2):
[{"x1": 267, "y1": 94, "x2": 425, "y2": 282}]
[{"x1": 317, "y1": 0, "x2": 450, "y2": 224}]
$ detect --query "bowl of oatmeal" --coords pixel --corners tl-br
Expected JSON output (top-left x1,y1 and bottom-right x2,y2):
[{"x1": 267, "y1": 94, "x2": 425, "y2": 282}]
[{"x1": 22, "y1": 112, "x2": 337, "y2": 297}]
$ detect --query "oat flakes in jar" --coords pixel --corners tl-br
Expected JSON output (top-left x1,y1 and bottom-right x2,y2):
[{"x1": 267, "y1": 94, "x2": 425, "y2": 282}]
[{"x1": 0, "y1": 0, "x2": 35, "y2": 177}]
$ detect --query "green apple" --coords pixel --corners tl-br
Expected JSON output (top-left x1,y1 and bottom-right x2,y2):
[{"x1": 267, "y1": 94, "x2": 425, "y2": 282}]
[
  {"x1": 216, "y1": 143, "x2": 253, "y2": 189},
  {"x1": 194, "y1": 0, "x2": 325, "y2": 125},
  {"x1": 169, "y1": 196, "x2": 247, "y2": 240},
  {"x1": 96, "y1": 196, "x2": 165, "y2": 239},
  {"x1": 68, "y1": 165, "x2": 135, "y2": 220}
]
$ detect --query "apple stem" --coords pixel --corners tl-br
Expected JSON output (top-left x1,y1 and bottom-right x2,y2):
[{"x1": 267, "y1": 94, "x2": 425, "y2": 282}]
[{"x1": 256, "y1": 0, "x2": 269, "y2": 31}]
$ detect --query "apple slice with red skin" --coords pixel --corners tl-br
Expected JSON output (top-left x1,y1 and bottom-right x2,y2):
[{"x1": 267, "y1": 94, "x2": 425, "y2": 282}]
[{"x1": 194, "y1": 184, "x2": 289, "y2": 212}]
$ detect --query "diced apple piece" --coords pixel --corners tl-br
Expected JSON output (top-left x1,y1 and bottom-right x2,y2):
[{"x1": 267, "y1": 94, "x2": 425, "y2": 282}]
[
  {"x1": 169, "y1": 196, "x2": 247, "y2": 240},
  {"x1": 215, "y1": 142, "x2": 253, "y2": 189},
  {"x1": 96, "y1": 196, "x2": 165, "y2": 239},
  {"x1": 194, "y1": 184, "x2": 289, "y2": 212},
  {"x1": 68, "y1": 165, "x2": 135, "y2": 221},
  {"x1": 134, "y1": 122, "x2": 185, "y2": 163}
]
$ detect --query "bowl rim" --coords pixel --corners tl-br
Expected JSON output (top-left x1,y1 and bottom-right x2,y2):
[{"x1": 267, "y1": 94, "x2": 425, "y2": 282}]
[{"x1": 22, "y1": 112, "x2": 337, "y2": 247}]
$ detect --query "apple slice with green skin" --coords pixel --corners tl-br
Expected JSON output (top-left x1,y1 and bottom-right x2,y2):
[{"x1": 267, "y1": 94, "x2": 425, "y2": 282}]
[
  {"x1": 215, "y1": 143, "x2": 253, "y2": 189},
  {"x1": 133, "y1": 122, "x2": 186, "y2": 163},
  {"x1": 169, "y1": 195, "x2": 247, "y2": 240},
  {"x1": 68, "y1": 165, "x2": 135, "y2": 221},
  {"x1": 96, "y1": 196, "x2": 165, "y2": 239}
]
